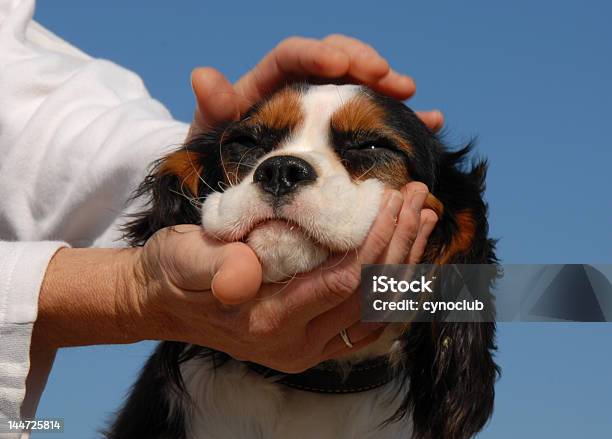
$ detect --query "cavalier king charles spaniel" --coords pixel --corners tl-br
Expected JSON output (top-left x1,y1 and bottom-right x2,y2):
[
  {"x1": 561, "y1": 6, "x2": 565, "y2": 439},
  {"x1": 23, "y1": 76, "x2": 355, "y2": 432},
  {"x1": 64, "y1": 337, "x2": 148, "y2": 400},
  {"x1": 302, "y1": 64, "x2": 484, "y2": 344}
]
[{"x1": 106, "y1": 84, "x2": 498, "y2": 439}]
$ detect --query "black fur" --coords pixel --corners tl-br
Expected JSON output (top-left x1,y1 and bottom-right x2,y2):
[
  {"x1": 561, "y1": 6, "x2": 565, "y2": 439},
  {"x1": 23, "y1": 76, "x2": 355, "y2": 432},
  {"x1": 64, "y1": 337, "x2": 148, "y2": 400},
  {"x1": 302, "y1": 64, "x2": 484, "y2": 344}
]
[
  {"x1": 103, "y1": 343, "x2": 187, "y2": 439},
  {"x1": 390, "y1": 144, "x2": 499, "y2": 438},
  {"x1": 108, "y1": 85, "x2": 498, "y2": 439}
]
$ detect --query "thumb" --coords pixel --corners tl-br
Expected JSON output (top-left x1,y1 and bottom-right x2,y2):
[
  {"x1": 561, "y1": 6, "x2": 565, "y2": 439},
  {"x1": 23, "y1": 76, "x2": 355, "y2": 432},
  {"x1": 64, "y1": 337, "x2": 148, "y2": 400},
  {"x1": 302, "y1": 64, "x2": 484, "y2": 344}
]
[
  {"x1": 210, "y1": 242, "x2": 263, "y2": 305},
  {"x1": 189, "y1": 67, "x2": 240, "y2": 137},
  {"x1": 415, "y1": 110, "x2": 444, "y2": 132}
]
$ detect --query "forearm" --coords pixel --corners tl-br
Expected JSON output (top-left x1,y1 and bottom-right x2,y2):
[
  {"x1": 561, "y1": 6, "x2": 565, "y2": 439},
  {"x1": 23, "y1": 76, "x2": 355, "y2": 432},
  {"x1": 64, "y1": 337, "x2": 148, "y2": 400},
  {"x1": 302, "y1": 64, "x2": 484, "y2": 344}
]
[{"x1": 33, "y1": 247, "x2": 145, "y2": 349}]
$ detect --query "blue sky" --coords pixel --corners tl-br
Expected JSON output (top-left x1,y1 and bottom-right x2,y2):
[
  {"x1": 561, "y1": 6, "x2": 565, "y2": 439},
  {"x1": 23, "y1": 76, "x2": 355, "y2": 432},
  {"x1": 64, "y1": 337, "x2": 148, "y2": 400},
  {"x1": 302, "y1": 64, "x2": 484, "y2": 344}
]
[{"x1": 33, "y1": 1, "x2": 611, "y2": 437}]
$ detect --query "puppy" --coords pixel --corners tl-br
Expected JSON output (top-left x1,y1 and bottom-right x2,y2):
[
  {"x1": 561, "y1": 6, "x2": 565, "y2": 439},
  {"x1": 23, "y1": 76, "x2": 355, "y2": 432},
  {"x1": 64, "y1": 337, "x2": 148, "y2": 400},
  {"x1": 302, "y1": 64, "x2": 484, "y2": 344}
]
[{"x1": 107, "y1": 84, "x2": 498, "y2": 439}]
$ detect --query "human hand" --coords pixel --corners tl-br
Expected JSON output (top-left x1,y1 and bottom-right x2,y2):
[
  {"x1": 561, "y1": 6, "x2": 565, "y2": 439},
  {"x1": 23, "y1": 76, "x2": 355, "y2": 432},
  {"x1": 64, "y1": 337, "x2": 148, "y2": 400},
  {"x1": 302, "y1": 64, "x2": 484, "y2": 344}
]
[
  {"x1": 188, "y1": 34, "x2": 444, "y2": 139},
  {"x1": 127, "y1": 182, "x2": 437, "y2": 373}
]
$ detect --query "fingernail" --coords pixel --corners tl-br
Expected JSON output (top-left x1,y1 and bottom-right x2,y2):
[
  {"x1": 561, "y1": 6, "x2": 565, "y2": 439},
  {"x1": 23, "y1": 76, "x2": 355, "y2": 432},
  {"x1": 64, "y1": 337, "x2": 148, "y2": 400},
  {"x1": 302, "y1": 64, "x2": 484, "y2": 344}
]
[
  {"x1": 190, "y1": 72, "x2": 196, "y2": 93},
  {"x1": 384, "y1": 190, "x2": 404, "y2": 217},
  {"x1": 432, "y1": 110, "x2": 444, "y2": 128},
  {"x1": 210, "y1": 272, "x2": 219, "y2": 297},
  {"x1": 410, "y1": 191, "x2": 428, "y2": 212},
  {"x1": 398, "y1": 75, "x2": 416, "y2": 92}
]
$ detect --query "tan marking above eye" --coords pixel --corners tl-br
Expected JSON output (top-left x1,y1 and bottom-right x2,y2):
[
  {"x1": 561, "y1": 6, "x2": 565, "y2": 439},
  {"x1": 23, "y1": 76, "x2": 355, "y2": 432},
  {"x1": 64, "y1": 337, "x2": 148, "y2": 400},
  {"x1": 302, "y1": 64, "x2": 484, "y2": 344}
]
[
  {"x1": 246, "y1": 87, "x2": 304, "y2": 131},
  {"x1": 158, "y1": 150, "x2": 201, "y2": 195},
  {"x1": 330, "y1": 93, "x2": 413, "y2": 154},
  {"x1": 331, "y1": 94, "x2": 414, "y2": 187},
  {"x1": 330, "y1": 93, "x2": 387, "y2": 133}
]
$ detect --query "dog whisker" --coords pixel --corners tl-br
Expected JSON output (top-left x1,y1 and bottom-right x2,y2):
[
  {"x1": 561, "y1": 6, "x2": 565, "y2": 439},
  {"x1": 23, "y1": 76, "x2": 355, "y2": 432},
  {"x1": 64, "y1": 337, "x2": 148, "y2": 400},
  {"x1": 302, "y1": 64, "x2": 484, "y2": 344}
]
[
  {"x1": 319, "y1": 247, "x2": 352, "y2": 272},
  {"x1": 168, "y1": 187, "x2": 202, "y2": 208},
  {"x1": 218, "y1": 127, "x2": 236, "y2": 188},
  {"x1": 183, "y1": 144, "x2": 219, "y2": 194},
  {"x1": 355, "y1": 163, "x2": 376, "y2": 181},
  {"x1": 254, "y1": 270, "x2": 300, "y2": 301}
]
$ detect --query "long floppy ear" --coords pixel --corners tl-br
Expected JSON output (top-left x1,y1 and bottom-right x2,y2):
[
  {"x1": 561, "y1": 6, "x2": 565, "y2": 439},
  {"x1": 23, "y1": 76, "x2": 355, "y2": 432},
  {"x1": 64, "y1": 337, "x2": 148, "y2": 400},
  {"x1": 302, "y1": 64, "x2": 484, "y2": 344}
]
[
  {"x1": 123, "y1": 131, "x2": 226, "y2": 246},
  {"x1": 394, "y1": 143, "x2": 499, "y2": 439}
]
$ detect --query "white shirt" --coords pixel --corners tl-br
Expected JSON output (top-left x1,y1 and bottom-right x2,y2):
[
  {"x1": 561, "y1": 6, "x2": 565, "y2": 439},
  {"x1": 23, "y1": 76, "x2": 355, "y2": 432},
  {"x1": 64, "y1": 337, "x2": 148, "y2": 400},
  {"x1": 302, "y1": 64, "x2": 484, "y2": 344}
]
[{"x1": 0, "y1": 0, "x2": 189, "y2": 434}]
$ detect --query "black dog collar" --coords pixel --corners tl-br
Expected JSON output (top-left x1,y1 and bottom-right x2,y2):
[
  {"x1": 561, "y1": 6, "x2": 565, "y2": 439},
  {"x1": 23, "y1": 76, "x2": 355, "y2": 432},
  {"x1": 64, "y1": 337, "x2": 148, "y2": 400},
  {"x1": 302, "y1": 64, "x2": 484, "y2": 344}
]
[{"x1": 247, "y1": 357, "x2": 394, "y2": 394}]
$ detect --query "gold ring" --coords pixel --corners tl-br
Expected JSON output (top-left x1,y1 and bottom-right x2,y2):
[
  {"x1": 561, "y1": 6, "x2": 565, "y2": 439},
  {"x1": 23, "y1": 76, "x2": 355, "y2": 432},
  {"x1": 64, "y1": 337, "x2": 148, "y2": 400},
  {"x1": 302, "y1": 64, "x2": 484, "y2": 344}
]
[{"x1": 340, "y1": 329, "x2": 354, "y2": 348}]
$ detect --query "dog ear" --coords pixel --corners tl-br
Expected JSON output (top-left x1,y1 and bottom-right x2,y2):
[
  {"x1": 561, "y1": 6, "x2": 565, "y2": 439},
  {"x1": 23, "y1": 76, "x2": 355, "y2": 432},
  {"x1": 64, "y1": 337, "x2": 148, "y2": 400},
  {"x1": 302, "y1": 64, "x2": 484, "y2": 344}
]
[
  {"x1": 123, "y1": 132, "x2": 226, "y2": 246},
  {"x1": 398, "y1": 320, "x2": 498, "y2": 439},
  {"x1": 394, "y1": 143, "x2": 499, "y2": 439},
  {"x1": 423, "y1": 142, "x2": 496, "y2": 264}
]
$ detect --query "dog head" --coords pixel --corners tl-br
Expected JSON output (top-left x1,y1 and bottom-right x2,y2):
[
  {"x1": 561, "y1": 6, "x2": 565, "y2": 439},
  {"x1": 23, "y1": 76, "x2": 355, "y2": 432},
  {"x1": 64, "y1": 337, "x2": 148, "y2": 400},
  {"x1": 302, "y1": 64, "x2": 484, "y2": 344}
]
[
  {"x1": 200, "y1": 85, "x2": 390, "y2": 282},
  {"x1": 125, "y1": 83, "x2": 498, "y2": 439}
]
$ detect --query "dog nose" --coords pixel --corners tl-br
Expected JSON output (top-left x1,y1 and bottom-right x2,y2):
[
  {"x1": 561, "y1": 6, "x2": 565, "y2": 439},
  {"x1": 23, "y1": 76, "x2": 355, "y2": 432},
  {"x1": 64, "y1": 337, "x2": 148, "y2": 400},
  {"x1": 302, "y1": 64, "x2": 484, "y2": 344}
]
[{"x1": 253, "y1": 155, "x2": 317, "y2": 197}]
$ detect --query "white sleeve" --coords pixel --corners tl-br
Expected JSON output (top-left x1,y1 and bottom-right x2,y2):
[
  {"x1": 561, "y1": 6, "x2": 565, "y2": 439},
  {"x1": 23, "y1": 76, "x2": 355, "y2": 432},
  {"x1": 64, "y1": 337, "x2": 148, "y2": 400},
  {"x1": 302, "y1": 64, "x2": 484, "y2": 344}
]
[
  {"x1": 0, "y1": 0, "x2": 190, "y2": 428},
  {"x1": 0, "y1": 241, "x2": 65, "y2": 428}
]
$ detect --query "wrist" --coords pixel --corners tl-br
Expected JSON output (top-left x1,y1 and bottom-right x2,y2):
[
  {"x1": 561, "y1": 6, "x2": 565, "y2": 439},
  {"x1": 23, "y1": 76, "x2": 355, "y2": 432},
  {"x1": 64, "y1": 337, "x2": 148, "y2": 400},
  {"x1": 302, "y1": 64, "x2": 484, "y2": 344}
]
[
  {"x1": 121, "y1": 244, "x2": 181, "y2": 343},
  {"x1": 114, "y1": 246, "x2": 149, "y2": 343}
]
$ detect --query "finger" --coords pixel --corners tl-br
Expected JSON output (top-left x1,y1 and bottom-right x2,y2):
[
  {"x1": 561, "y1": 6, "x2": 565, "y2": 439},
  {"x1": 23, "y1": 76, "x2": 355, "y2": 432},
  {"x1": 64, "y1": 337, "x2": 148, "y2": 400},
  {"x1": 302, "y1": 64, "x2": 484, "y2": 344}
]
[
  {"x1": 323, "y1": 34, "x2": 390, "y2": 83},
  {"x1": 378, "y1": 184, "x2": 428, "y2": 263},
  {"x1": 190, "y1": 67, "x2": 240, "y2": 135},
  {"x1": 275, "y1": 37, "x2": 350, "y2": 77},
  {"x1": 407, "y1": 209, "x2": 438, "y2": 264},
  {"x1": 321, "y1": 323, "x2": 387, "y2": 359},
  {"x1": 306, "y1": 293, "x2": 362, "y2": 344},
  {"x1": 369, "y1": 68, "x2": 416, "y2": 100},
  {"x1": 416, "y1": 110, "x2": 445, "y2": 132},
  {"x1": 280, "y1": 190, "x2": 403, "y2": 318},
  {"x1": 356, "y1": 190, "x2": 404, "y2": 264},
  {"x1": 210, "y1": 243, "x2": 263, "y2": 305},
  {"x1": 161, "y1": 226, "x2": 262, "y2": 304},
  {"x1": 234, "y1": 37, "x2": 350, "y2": 113}
]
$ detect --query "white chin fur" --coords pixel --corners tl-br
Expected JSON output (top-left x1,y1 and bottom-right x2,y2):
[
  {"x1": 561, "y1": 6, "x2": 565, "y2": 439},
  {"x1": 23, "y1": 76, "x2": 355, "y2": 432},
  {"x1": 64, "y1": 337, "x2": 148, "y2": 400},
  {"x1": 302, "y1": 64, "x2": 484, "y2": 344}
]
[
  {"x1": 200, "y1": 177, "x2": 384, "y2": 284},
  {"x1": 246, "y1": 220, "x2": 328, "y2": 283},
  {"x1": 278, "y1": 176, "x2": 384, "y2": 252}
]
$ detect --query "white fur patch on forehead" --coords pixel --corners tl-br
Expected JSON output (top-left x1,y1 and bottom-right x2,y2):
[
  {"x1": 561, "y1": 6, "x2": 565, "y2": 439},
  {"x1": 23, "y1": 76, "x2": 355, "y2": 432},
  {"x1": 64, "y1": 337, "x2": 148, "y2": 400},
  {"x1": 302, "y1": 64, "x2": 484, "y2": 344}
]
[
  {"x1": 299, "y1": 84, "x2": 361, "y2": 135},
  {"x1": 301, "y1": 84, "x2": 362, "y2": 120},
  {"x1": 280, "y1": 85, "x2": 361, "y2": 159}
]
